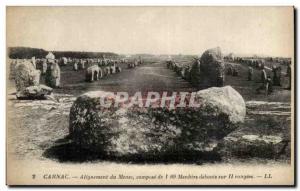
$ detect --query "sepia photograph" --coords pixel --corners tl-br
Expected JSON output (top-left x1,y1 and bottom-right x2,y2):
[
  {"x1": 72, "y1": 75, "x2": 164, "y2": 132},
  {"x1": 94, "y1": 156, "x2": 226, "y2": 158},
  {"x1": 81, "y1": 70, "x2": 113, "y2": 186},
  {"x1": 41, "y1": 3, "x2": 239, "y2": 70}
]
[{"x1": 6, "y1": 6, "x2": 295, "y2": 186}]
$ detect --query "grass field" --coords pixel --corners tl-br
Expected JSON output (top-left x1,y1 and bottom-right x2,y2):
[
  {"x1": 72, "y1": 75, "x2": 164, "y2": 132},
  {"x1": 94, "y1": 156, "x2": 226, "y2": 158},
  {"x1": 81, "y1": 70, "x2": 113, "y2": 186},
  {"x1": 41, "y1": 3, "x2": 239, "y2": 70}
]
[{"x1": 7, "y1": 58, "x2": 292, "y2": 166}]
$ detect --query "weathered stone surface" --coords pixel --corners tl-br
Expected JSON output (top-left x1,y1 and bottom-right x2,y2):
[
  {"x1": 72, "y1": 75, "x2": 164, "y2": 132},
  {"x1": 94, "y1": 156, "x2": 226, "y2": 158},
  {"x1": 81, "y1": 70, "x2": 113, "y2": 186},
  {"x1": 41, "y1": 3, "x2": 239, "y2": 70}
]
[
  {"x1": 127, "y1": 62, "x2": 135, "y2": 69},
  {"x1": 110, "y1": 65, "x2": 116, "y2": 74},
  {"x1": 104, "y1": 66, "x2": 111, "y2": 75},
  {"x1": 116, "y1": 66, "x2": 122, "y2": 73},
  {"x1": 60, "y1": 57, "x2": 68, "y2": 65},
  {"x1": 42, "y1": 61, "x2": 48, "y2": 74},
  {"x1": 218, "y1": 134, "x2": 288, "y2": 159},
  {"x1": 15, "y1": 60, "x2": 41, "y2": 92},
  {"x1": 194, "y1": 86, "x2": 246, "y2": 123},
  {"x1": 9, "y1": 59, "x2": 18, "y2": 80},
  {"x1": 79, "y1": 60, "x2": 85, "y2": 70},
  {"x1": 190, "y1": 60, "x2": 201, "y2": 87},
  {"x1": 69, "y1": 86, "x2": 245, "y2": 159},
  {"x1": 46, "y1": 52, "x2": 55, "y2": 60},
  {"x1": 31, "y1": 57, "x2": 36, "y2": 69},
  {"x1": 45, "y1": 62, "x2": 61, "y2": 88},
  {"x1": 73, "y1": 62, "x2": 78, "y2": 71},
  {"x1": 182, "y1": 66, "x2": 191, "y2": 82},
  {"x1": 85, "y1": 65, "x2": 100, "y2": 82},
  {"x1": 199, "y1": 47, "x2": 225, "y2": 88},
  {"x1": 16, "y1": 85, "x2": 53, "y2": 99}
]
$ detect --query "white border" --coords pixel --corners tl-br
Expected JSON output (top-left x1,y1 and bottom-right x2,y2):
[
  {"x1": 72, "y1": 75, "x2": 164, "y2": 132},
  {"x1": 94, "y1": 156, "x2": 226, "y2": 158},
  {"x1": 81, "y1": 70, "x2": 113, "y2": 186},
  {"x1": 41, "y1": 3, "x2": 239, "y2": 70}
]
[
  {"x1": 1, "y1": 1, "x2": 298, "y2": 191},
  {"x1": 1, "y1": 0, "x2": 298, "y2": 6}
]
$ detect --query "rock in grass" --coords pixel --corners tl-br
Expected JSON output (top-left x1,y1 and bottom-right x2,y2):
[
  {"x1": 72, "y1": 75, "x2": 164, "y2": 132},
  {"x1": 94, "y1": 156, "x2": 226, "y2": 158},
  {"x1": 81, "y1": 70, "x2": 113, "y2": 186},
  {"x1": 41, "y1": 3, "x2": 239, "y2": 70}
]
[
  {"x1": 16, "y1": 85, "x2": 53, "y2": 100},
  {"x1": 190, "y1": 60, "x2": 201, "y2": 87},
  {"x1": 69, "y1": 86, "x2": 245, "y2": 160},
  {"x1": 199, "y1": 47, "x2": 225, "y2": 88},
  {"x1": 45, "y1": 62, "x2": 61, "y2": 88},
  {"x1": 68, "y1": 91, "x2": 177, "y2": 158},
  {"x1": 15, "y1": 60, "x2": 41, "y2": 92},
  {"x1": 194, "y1": 85, "x2": 246, "y2": 123},
  {"x1": 218, "y1": 134, "x2": 287, "y2": 159},
  {"x1": 9, "y1": 59, "x2": 18, "y2": 80}
]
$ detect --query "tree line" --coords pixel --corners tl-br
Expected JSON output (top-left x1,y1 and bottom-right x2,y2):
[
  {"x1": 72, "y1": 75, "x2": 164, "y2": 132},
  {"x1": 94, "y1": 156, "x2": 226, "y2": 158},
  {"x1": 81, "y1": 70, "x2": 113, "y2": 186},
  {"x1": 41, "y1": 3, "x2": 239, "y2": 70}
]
[{"x1": 8, "y1": 47, "x2": 118, "y2": 59}]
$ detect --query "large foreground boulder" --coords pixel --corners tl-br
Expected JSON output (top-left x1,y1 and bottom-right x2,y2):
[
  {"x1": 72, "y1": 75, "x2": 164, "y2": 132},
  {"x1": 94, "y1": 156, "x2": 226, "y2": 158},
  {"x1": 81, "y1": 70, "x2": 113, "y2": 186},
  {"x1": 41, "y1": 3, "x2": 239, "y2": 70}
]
[
  {"x1": 194, "y1": 86, "x2": 245, "y2": 123},
  {"x1": 199, "y1": 47, "x2": 225, "y2": 88},
  {"x1": 69, "y1": 86, "x2": 245, "y2": 160},
  {"x1": 15, "y1": 60, "x2": 41, "y2": 92}
]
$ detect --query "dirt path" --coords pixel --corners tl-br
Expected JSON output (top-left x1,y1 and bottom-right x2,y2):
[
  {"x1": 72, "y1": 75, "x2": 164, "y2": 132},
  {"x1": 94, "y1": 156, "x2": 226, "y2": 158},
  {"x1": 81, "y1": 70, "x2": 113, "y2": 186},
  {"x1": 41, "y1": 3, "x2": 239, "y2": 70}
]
[{"x1": 56, "y1": 62, "x2": 196, "y2": 96}]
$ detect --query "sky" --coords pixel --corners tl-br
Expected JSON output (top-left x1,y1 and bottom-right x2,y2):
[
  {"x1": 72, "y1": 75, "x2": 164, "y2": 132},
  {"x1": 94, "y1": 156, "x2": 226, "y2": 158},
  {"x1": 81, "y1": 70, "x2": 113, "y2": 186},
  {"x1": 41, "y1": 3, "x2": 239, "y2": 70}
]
[{"x1": 7, "y1": 6, "x2": 294, "y2": 57}]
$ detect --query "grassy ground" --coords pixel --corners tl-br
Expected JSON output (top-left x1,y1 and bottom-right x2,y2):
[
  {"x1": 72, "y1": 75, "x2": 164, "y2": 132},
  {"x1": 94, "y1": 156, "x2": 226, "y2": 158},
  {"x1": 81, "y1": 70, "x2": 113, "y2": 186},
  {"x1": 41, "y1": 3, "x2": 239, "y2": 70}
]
[
  {"x1": 223, "y1": 61, "x2": 291, "y2": 102},
  {"x1": 7, "y1": 59, "x2": 292, "y2": 165}
]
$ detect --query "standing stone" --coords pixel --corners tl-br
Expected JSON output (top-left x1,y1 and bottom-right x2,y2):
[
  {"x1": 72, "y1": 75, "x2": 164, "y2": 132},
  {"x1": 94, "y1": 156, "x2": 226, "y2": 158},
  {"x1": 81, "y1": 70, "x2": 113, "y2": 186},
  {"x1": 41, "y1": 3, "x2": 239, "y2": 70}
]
[
  {"x1": 116, "y1": 66, "x2": 122, "y2": 73},
  {"x1": 227, "y1": 65, "x2": 233, "y2": 75},
  {"x1": 42, "y1": 60, "x2": 48, "y2": 74},
  {"x1": 272, "y1": 66, "x2": 282, "y2": 86},
  {"x1": 85, "y1": 65, "x2": 100, "y2": 82},
  {"x1": 248, "y1": 66, "x2": 253, "y2": 81},
  {"x1": 15, "y1": 60, "x2": 41, "y2": 92},
  {"x1": 190, "y1": 60, "x2": 201, "y2": 87},
  {"x1": 59, "y1": 57, "x2": 68, "y2": 65},
  {"x1": 184, "y1": 66, "x2": 192, "y2": 82},
  {"x1": 73, "y1": 62, "x2": 78, "y2": 71},
  {"x1": 79, "y1": 60, "x2": 85, "y2": 70},
  {"x1": 53, "y1": 62, "x2": 61, "y2": 87},
  {"x1": 45, "y1": 61, "x2": 61, "y2": 88},
  {"x1": 110, "y1": 64, "x2": 116, "y2": 74},
  {"x1": 105, "y1": 66, "x2": 111, "y2": 75},
  {"x1": 199, "y1": 47, "x2": 225, "y2": 88},
  {"x1": 46, "y1": 52, "x2": 55, "y2": 61},
  {"x1": 232, "y1": 67, "x2": 239, "y2": 76},
  {"x1": 9, "y1": 59, "x2": 18, "y2": 80},
  {"x1": 31, "y1": 57, "x2": 36, "y2": 69},
  {"x1": 98, "y1": 67, "x2": 103, "y2": 78}
]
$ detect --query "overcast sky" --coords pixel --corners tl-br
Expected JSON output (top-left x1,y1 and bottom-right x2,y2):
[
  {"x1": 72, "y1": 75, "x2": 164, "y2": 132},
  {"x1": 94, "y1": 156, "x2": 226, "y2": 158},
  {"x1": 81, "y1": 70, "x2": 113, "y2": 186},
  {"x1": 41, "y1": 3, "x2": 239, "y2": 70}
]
[{"x1": 7, "y1": 6, "x2": 293, "y2": 57}]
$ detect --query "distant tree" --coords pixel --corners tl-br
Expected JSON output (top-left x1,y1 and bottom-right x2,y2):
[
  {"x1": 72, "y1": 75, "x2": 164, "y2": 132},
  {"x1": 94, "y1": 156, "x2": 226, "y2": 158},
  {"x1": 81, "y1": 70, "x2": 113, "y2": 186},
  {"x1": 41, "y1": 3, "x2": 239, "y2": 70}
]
[
  {"x1": 8, "y1": 47, "x2": 47, "y2": 59},
  {"x1": 8, "y1": 47, "x2": 119, "y2": 59}
]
